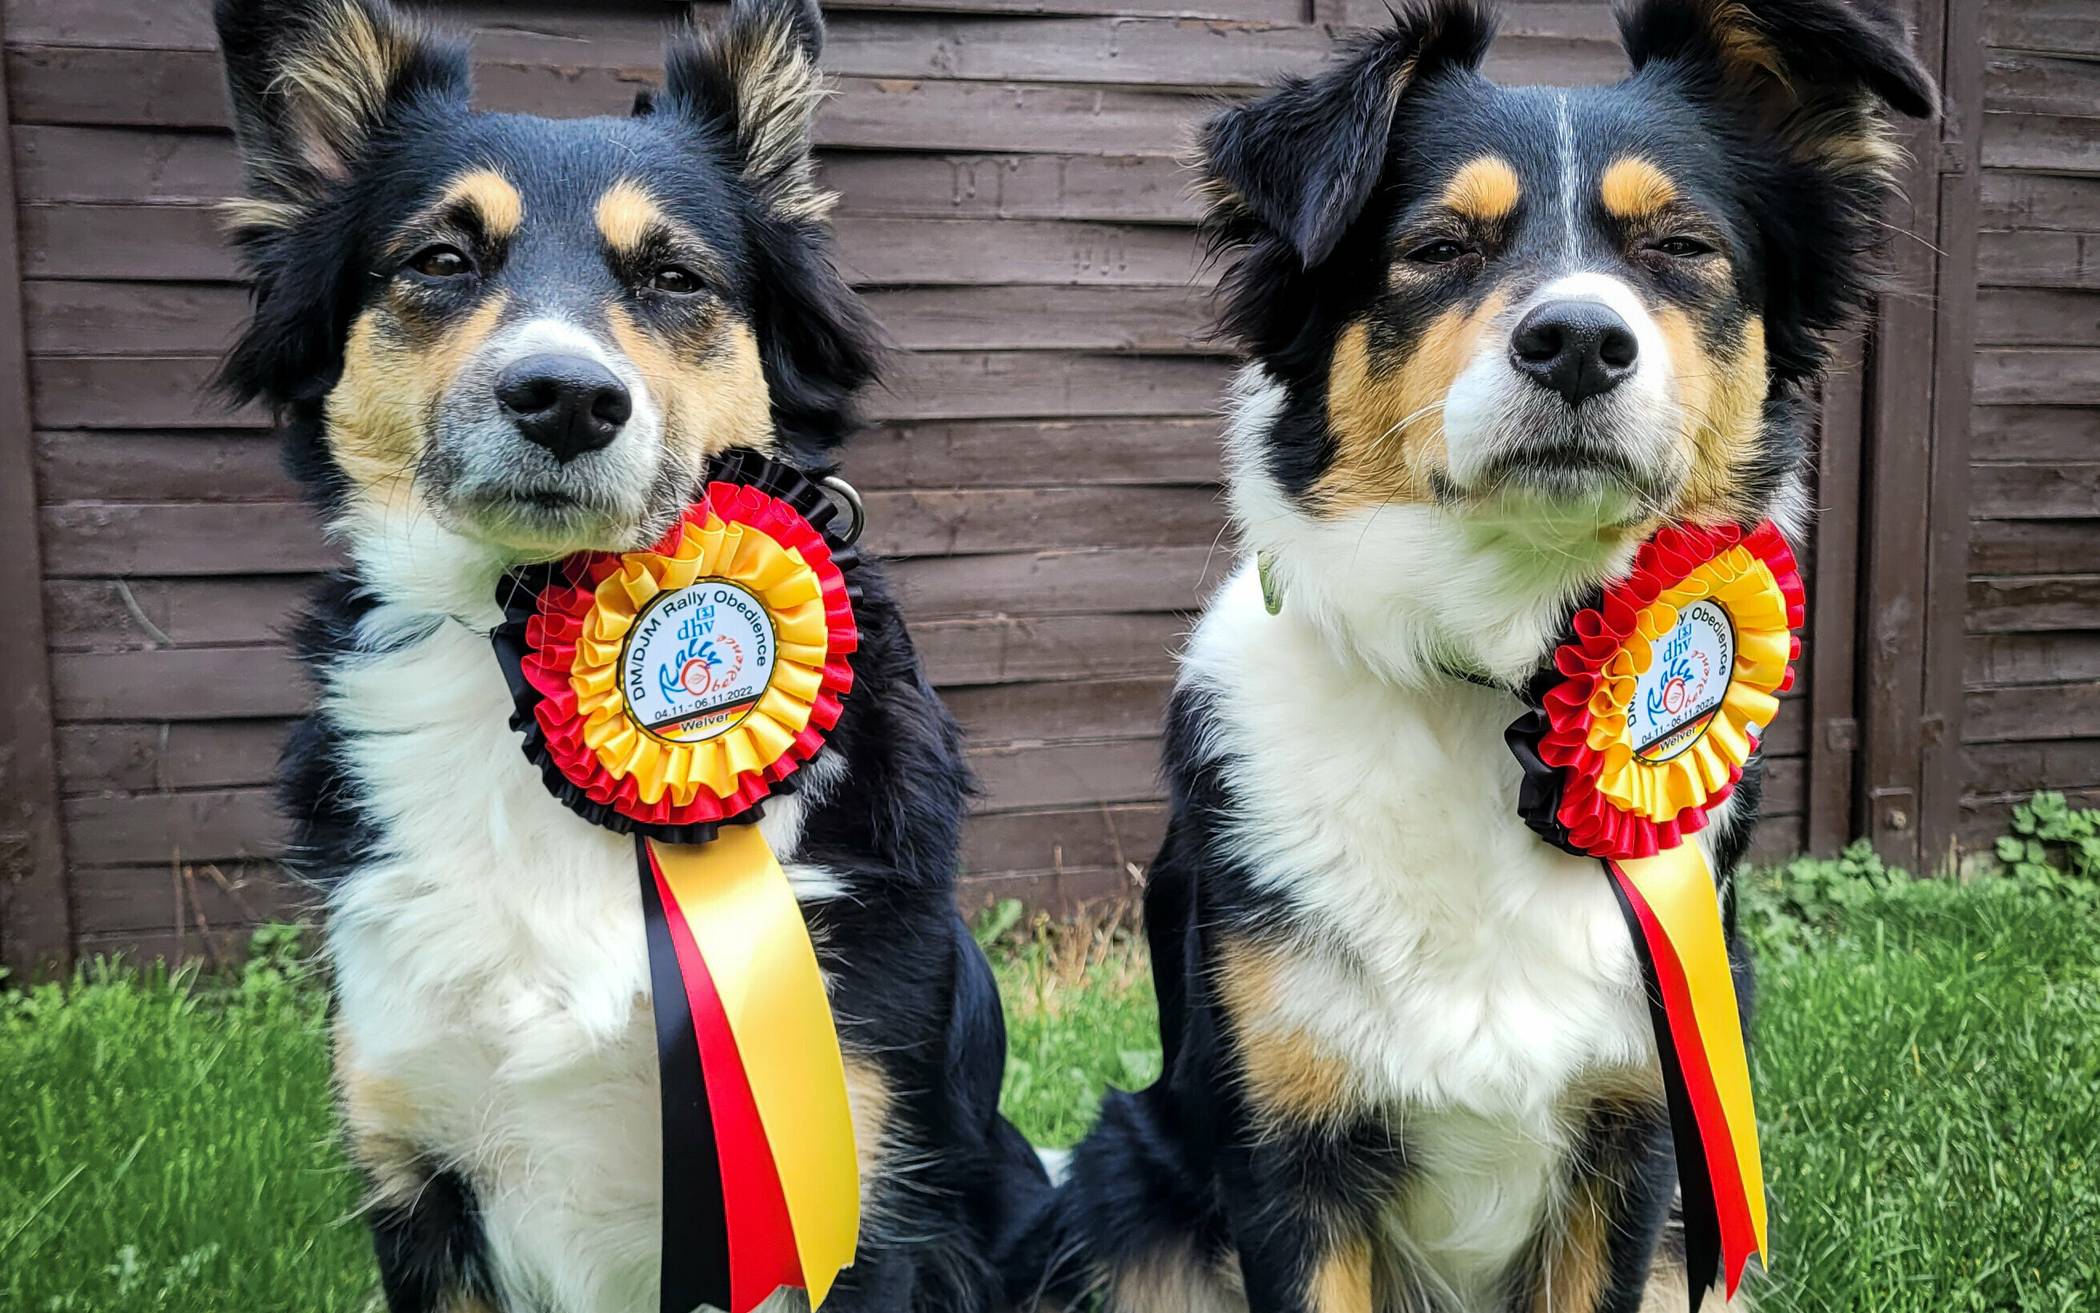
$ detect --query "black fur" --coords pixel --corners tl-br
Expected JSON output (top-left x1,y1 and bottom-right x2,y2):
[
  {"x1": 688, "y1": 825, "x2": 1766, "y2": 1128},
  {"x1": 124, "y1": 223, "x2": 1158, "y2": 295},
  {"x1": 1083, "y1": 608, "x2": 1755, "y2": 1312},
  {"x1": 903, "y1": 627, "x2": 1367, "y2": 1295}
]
[{"x1": 216, "y1": 1, "x2": 1041, "y2": 1308}]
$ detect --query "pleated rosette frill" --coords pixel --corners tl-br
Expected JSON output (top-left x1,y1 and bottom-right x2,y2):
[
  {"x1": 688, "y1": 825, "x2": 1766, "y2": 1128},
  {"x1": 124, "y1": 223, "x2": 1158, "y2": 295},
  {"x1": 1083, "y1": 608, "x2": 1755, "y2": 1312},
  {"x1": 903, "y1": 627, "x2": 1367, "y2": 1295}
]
[
  {"x1": 1508, "y1": 521, "x2": 1806, "y2": 861},
  {"x1": 494, "y1": 450, "x2": 860, "y2": 841}
]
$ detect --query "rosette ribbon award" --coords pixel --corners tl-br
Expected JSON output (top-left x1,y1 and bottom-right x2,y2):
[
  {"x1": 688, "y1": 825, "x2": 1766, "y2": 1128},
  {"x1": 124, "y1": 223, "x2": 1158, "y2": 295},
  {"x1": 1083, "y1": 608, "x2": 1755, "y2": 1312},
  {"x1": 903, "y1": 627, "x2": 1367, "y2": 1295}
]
[
  {"x1": 1505, "y1": 521, "x2": 1806, "y2": 1306},
  {"x1": 492, "y1": 450, "x2": 864, "y2": 1313}
]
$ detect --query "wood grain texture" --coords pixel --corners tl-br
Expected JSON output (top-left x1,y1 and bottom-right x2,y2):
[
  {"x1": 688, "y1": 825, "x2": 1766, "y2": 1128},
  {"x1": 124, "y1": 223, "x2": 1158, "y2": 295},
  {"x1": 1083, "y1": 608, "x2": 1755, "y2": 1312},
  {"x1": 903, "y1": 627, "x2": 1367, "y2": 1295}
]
[{"x1": 0, "y1": 3, "x2": 73, "y2": 975}]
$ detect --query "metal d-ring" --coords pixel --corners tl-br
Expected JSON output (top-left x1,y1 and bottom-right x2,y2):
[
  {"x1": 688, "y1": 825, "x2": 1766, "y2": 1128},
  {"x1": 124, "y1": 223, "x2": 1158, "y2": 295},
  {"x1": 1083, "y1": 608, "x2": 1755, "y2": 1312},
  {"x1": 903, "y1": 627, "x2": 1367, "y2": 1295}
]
[{"x1": 819, "y1": 474, "x2": 866, "y2": 546}]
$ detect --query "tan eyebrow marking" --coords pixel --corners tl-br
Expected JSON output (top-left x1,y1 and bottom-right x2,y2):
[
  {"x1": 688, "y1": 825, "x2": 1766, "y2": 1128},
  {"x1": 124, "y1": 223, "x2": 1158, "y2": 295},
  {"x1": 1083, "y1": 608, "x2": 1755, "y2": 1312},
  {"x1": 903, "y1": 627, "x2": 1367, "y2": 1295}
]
[
  {"x1": 1600, "y1": 157, "x2": 1679, "y2": 220},
  {"x1": 439, "y1": 168, "x2": 523, "y2": 240},
  {"x1": 1441, "y1": 156, "x2": 1521, "y2": 223},
  {"x1": 597, "y1": 178, "x2": 674, "y2": 255}
]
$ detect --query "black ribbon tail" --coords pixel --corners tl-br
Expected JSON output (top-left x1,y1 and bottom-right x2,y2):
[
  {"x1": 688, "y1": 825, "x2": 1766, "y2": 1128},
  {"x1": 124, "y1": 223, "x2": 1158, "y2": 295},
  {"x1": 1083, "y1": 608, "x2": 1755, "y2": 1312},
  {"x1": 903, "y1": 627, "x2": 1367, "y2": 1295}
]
[
  {"x1": 1609, "y1": 871, "x2": 1724, "y2": 1311},
  {"x1": 638, "y1": 836, "x2": 731, "y2": 1313}
]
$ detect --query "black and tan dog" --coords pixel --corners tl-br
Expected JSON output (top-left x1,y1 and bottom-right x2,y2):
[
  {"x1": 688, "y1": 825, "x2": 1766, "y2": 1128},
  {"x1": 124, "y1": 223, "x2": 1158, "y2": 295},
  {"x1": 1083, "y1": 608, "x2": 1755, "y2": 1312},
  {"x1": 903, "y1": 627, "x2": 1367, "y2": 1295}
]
[
  {"x1": 213, "y1": 0, "x2": 1045, "y2": 1308},
  {"x1": 1012, "y1": 1, "x2": 1932, "y2": 1310}
]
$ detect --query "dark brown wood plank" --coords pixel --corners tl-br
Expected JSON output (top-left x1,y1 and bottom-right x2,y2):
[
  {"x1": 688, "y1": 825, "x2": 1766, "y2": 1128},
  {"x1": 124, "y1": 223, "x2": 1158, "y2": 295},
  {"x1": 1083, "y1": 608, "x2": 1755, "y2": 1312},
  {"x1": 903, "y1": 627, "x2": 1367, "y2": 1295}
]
[
  {"x1": 56, "y1": 719, "x2": 289, "y2": 795},
  {"x1": 961, "y1": 801, "x2": 1166, "y2": 881},
  {"x1": 50, "y1": 645, "x2": 308, "y2": 721},
  {"x1": 820, "y1": 151, "x2": 1192, "y2": 223},
  {"x1": 1985, "y1": 51, "x2": 2100, "y2": 120},
  {"x1": 1970, "y1": 518, "x2": 2099, "y2": 575},
  {"x1": 1983, "y1": 0, "x2": 2100, "y2": 60},
  {"x1": 1970, "y1": 405, "x2": 2099, "y2": 460},
  {"x1": 883, "y1": 351, "x2": 1231, "y2": 421},
  {"x1": 1972, "y1": 348, "x2": 2100, "y2": 406},
  {"x1": 847, "y1": 416, "x2": 1218, "y2": 489},
  {"x1": 1981, "y1": 171, "x2": 2100, "y2": 232},
  {"x1": 968, "y1": 735, "x2": 1164, "y2": 811},
  {"x1": 0, "y1": 3, "x2": 72, "y2": 976},
  {"x1": 1981, "y1": 112, "x2": 2100, "y2": 175},
  {"x1": 863, "y1": 284, "x2": 1216, "y2": 353},
  {"x1": 917, "y1": 612, "x2": 1188, "y2": 686},
  {"x1": 871, "y1": 485, "x2": 1225, "y2": 557},
  {"x1": 69, "y1": 859, "x2": 296, "y2": 937},
  {"x1": 946, "y1": 674, "x2": 1170, "y2": 747},
  {"x1": 1963, "y1": 739, "x2": 2100, "y2": 795},
  {"x1": 31, "y1": 355, "x2": 253, "y2": 427},
  {"x1": 1970, "y1": 462, "x2": 2100, "y2": 519},
  {"x1": 24, "y1": 281, "x2": 247, "y2": 355},
  {"x1": 827, "y1": 0, "x2": 1301, "y2": 22},
  {"x1": 1964, "y1": 683, "x2": 2100, "y2": 744},
  {"x1": 1967, "y1": 575, "x2": 2100, "y2": 633},
  {"x1": 40, "y1": 501, "x2": 331, "y2": 577},
  {"x1": 1977, "y1": 230, "x2": 2100, "y2": 290},
  {"x1": 1746, "y1": 814, "x2": 1806, "y2": 866},
  {"x1": 1967, "y1": 633, "x2": 2100, "y2": 689},
  {"x1": 893, "y1": 544, "x2": 1228, "y2": 618},
  {"x1": 45, "y1": 576, "x2": 310, "y2": 649},
  {"x1": 62, "y1": 785, "x2": 283, "y2": 866},
  {"x1": 1975, "y1": 287, "x2": 2100, "y2": 347},
  {"x1": 34, "y1": 429, "x2": 288, "y2": 501}
]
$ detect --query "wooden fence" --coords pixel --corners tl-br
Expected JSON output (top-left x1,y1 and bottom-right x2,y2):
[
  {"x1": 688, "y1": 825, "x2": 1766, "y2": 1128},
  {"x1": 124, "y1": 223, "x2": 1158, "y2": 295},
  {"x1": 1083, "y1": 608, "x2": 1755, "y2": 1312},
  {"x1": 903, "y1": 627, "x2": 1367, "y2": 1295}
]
[{"x1": 0, "y1": 0, "x2": 2091, "y2": 973}]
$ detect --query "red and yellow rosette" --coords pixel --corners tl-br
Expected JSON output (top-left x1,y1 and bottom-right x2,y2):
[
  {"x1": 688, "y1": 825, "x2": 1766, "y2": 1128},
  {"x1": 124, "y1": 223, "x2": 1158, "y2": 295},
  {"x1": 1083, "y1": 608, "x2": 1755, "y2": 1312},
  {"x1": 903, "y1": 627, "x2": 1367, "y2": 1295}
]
[
  {"x1": 493, "y1": 450, "x2": 863, "y2": 1313},
  {"x1": 1506, "y1": 521, "x2": 1805, "y2": 1306}
]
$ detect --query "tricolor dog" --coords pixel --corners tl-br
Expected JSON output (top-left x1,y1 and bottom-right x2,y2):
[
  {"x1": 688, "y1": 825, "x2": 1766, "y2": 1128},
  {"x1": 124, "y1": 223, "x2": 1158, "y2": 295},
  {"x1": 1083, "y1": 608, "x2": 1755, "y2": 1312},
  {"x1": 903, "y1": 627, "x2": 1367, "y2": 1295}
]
[
  {"x1": 1012, "y1": 1, "x2": 1932, "y2": 1309},
  {"x1": 212, "y1": 0, "x2": 1043, "y2": 1308}
]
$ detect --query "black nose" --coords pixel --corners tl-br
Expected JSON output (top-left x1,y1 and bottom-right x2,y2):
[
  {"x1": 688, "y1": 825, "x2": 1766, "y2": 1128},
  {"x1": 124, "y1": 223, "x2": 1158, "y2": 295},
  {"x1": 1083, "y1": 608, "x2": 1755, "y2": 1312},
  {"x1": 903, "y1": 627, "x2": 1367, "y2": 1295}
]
[
  {"x1": 1509, "y1": 300, "x2": 1639, "y2": 405},
  {"x1": 494, "y1": 353, "x2": 633, "y2": 462}
]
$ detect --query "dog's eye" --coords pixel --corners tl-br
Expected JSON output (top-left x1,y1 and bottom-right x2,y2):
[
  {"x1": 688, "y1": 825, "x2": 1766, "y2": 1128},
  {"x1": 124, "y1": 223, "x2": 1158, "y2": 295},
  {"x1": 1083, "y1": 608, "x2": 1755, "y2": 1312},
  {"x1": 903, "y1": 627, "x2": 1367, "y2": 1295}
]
[
  {"x1": 408, "y1": 244, "x2": 474, "y2": 279},
  {"x1": 649, "y1": 266, "x2": 703, "y2": 295},
  {"x1": 1650, "y1": 235, "x2": 1716, "y2": 259},
  {"x1": 1405, "y1": 239, "x2": 1473, "y2": 266}
]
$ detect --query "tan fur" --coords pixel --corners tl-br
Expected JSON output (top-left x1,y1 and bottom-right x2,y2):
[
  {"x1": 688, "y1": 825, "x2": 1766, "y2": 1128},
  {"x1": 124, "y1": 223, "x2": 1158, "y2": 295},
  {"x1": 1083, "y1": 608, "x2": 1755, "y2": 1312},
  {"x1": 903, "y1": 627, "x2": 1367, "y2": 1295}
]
[
  {"x1": 1316, "y1": 291, "x2": 1508, "y2": 514},
  {"x1": 690, "y1": 16, "x2": 835, "y2": 221},
  {"x1": 1600, "y1": 157, "x2": 1679, "y2": 220},
  {"x1": 605, "y1": 305, "x2": 774, "y2": 463},
  {"x1": 1658, "y1": 311, "x2": 1768, "y2": 523},
  {"x1": 1442, "y1": 155, "x2": 1521, "y2": 223},
  {"x1": 596, "y1": 179, "x2": 670, "y2": 256},
  {"x1": 1107, "y1": 1245, "x2": 1244, "y2": 1313},
  {"x1": 271, "y1": 0, "x2": 425, "y2": 183},
  {"x1": 843, "y1": 1057, "x2": 893, "y2": 1192},
  {"x1": 326, "y1": 296, "x2": 506, "y2": 495},
  {"x1": 1213, "y1": 938, "x2": 1359, "y2": 1128},
  {"x1": 442, "y1": 168, "x2": 524, "y2": 242},
  {"x1": 1531, "y1": 1181, "x2": 1610, "y2": 1311},
  {"x1": 334, "y1": 1022, "x2": 424, "y2": 1206},
  {"x1": 1307, "y1": 1235, "x2": 1373, "y2": 1313},
  {"x1": 1690, "y1": 0, "x2": 1906, "y2": 185},
  {"x1": 216, "y1": 196, "x2": 308, "y2": 235}
]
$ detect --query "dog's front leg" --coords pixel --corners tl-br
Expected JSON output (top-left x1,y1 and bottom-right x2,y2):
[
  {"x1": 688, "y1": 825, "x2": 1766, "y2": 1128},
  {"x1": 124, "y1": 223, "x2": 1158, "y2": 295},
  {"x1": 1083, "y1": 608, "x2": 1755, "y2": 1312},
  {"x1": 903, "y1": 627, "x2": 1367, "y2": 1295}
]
[{"x1": 1216, "y1": 1123, "x2": 1400, "y2": 1313}]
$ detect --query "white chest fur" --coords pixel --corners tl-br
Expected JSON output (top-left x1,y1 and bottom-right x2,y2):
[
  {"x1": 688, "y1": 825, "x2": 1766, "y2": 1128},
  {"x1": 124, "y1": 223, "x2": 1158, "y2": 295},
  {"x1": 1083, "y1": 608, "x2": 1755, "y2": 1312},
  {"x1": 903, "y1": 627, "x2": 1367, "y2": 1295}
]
[
  {"x1": 321, "y1": 617, "x2": 836, "y2": 1313},
  {"x1": 1188, "y1": 566, "x2": 1694, "y2": 1303}
]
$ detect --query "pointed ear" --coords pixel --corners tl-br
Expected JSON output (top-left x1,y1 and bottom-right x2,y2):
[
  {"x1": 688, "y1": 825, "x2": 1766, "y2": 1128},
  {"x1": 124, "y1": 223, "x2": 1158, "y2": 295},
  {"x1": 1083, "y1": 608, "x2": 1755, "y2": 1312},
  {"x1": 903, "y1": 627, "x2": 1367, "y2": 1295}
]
[
  {"x1": 1195, "y1": 0, "x2": 1497, "y2": 268},
  {"x1": 1615, "y1": 0, "x2": 1936, "y2": 179},
  {"x1": 663, "y1": 0, "x2": 833, "y2": 223},
  {"x1": 215, "y1": 0, "x2": 468, "y2": 225}
]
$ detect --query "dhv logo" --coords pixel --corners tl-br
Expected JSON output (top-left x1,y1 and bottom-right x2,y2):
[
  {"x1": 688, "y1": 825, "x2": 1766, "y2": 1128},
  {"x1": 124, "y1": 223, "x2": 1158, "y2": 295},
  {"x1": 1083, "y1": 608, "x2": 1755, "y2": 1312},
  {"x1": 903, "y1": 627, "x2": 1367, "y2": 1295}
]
[{"x1": 621, "y1": 581, "x2": 776, "y2": 743}]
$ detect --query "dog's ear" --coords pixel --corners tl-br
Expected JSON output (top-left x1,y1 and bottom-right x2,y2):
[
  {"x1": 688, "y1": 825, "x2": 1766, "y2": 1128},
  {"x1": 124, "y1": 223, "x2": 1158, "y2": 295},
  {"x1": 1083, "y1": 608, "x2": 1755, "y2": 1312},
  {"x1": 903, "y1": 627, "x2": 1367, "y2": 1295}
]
[
  {"x1": 662, "y1": 0, "x2": 834, "y2": 223},
  {"x1": 1615, "y1": 0, "x2": 1936, "y2": 180},
  {"x1": 215, "y1": 0, "x2": 468, "y2": 227},
  {"x1": 1195, "y1": 0, "x2": 1498, "y2": 268}
]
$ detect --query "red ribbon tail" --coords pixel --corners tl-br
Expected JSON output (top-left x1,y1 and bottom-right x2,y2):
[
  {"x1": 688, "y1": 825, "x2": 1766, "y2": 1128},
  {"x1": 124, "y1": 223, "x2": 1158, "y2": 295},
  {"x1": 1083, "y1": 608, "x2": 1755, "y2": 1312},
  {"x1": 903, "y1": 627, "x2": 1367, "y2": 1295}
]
[
  {"x1": 647, "y1": 840, "x2": 803, "y2": 1313},
  {"x1": 1608, "y1": 863, "x2": 1762, "y2": 1304}
]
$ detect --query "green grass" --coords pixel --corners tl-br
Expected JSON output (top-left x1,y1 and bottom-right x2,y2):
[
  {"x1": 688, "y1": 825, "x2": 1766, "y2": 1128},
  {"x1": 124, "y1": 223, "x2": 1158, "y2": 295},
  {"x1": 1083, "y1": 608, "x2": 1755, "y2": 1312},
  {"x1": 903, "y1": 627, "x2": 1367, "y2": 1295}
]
[{"x1": 4, "y1": 875, "x2": 2096, "y2": 1312}]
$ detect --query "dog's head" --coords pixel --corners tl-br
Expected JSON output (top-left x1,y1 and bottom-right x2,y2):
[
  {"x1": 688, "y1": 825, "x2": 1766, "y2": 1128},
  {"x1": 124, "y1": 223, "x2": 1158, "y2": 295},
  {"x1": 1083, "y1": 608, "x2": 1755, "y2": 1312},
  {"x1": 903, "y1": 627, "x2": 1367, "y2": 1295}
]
[
  {"x1": 1199, "y1": 0, "x2": 1933, "y2": 678},
  {"x1": 216, "y1": 0, "x2": 875, "y2": 575}
]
